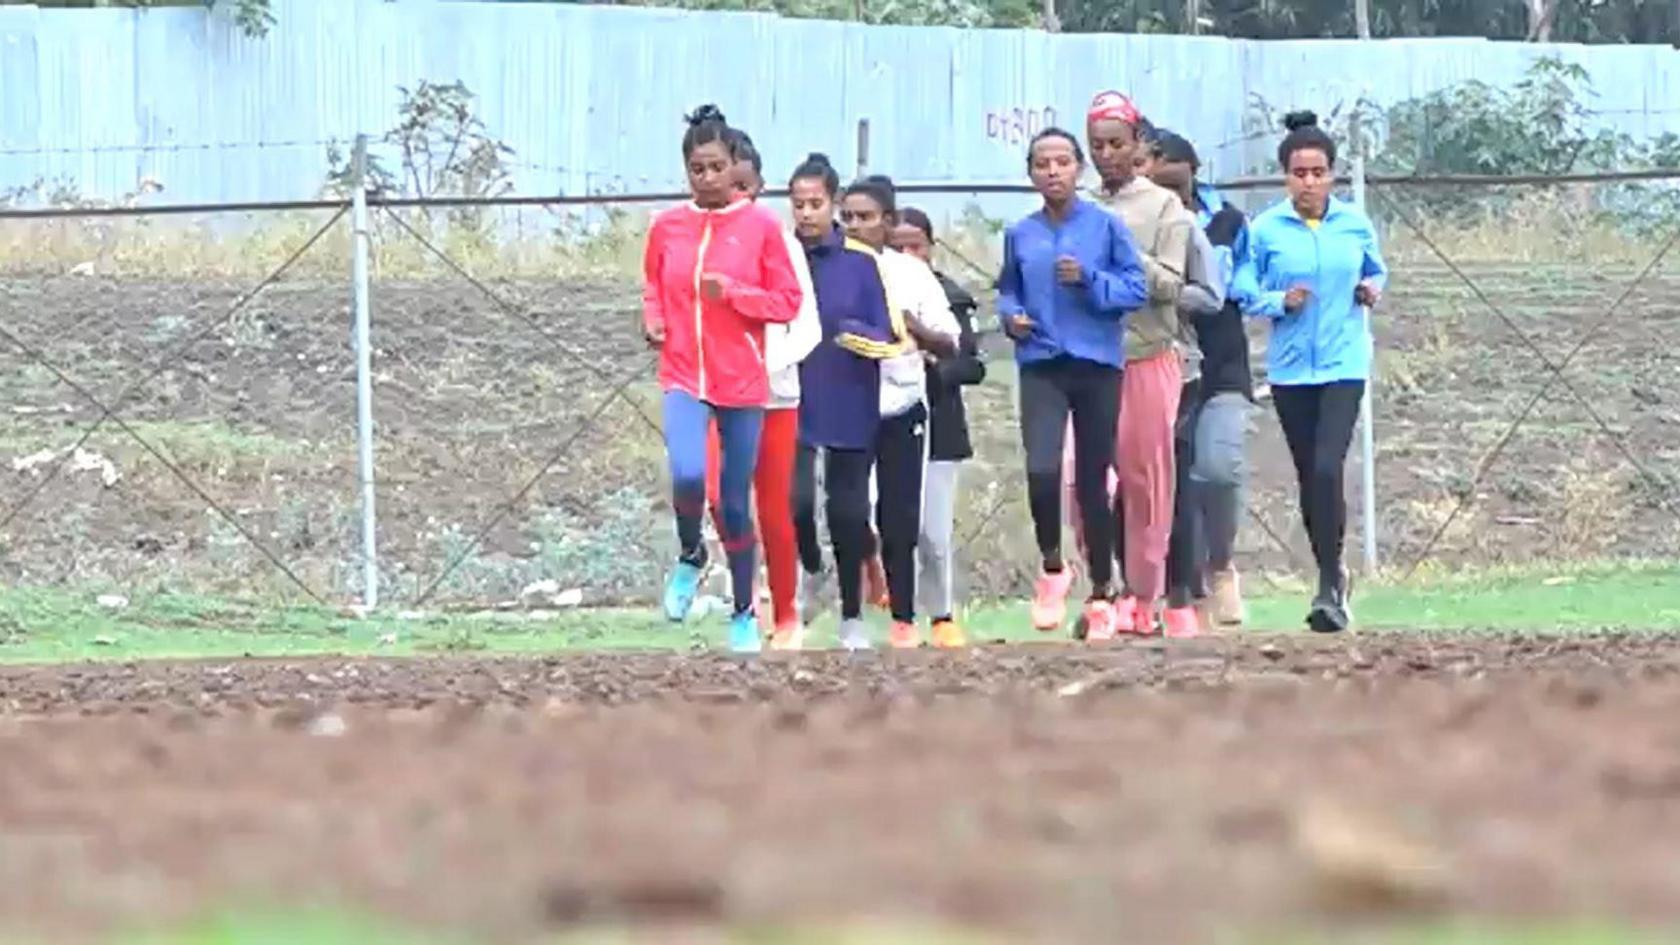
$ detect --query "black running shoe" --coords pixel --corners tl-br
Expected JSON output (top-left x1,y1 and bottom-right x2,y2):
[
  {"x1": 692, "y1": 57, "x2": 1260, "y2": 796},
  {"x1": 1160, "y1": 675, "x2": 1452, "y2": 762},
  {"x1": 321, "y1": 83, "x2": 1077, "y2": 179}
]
[{"x1": 1306, "y1": 591, "x2": 1350, "y2": 634}]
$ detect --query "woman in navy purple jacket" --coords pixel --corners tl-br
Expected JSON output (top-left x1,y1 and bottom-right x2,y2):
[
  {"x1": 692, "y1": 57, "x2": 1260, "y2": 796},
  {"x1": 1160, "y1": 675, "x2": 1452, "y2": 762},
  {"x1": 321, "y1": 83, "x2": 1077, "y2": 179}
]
[{"x1": 787, "y1": 153, "x2": 905, "y2": 651}]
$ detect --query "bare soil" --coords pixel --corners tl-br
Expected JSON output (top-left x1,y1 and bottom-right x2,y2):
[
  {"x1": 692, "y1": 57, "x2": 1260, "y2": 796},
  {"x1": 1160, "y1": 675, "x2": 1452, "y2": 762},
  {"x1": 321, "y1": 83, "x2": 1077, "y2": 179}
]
[{"x1": 3, "y1": 634, "x2": 1680, "y2": 942}]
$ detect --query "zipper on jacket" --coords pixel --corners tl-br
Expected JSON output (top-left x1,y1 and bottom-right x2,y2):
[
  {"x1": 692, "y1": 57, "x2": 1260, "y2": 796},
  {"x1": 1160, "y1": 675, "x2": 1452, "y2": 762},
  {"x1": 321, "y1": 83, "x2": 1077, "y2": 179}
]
[
  {"x1": 1050, "y1": 222, "x2": 1063, "y2": 349},
  {"x1": 1309, "y1": 218, "x2": 1322, "y2": 382},
  {"x1": 693, "y1": 214, "x2": 714, "y2": 399}
]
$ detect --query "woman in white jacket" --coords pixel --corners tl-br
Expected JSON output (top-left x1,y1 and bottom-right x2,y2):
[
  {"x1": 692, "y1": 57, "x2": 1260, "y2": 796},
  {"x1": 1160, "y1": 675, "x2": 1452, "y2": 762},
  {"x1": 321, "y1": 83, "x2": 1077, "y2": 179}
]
[{"x1": 704, "y1": 131, "x2": 822, "y2": 650}]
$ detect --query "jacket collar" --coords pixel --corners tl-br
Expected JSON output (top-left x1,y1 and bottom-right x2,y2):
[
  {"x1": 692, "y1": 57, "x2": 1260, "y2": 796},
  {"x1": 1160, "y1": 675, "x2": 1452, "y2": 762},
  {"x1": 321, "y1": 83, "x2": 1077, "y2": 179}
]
[
  {"x1": 810, "y1": 222, "x2": 848, "y2": 255},
  {"x1": 1035, "y1": 195, "x2": 1094, "y2": 227},
  {"x1": 1281, "y1": 195, "x2": 1350, "y2": 226},
  {"x1": 686, "y1": 196, "x2": 754, "y2": 215}
]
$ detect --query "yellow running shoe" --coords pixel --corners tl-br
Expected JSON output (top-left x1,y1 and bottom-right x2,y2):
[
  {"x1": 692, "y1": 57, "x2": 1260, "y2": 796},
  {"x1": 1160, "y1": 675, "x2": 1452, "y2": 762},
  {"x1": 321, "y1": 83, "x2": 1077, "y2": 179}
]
[{"x1": 931, "y1": 618, "x2": 966, "y2": 649}]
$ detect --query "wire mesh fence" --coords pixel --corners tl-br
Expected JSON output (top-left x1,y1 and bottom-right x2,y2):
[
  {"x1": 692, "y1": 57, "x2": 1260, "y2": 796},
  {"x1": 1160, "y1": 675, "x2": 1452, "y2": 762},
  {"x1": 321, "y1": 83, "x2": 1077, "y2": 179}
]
[{"x1": 3, "y1": 170, "x2": 1679, "y2": 613}]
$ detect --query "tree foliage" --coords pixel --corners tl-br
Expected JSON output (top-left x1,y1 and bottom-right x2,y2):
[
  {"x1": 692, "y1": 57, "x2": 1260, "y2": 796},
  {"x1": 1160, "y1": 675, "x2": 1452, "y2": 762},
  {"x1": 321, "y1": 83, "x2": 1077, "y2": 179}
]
[
  {"x1": 1370, "y1": 56, "x2": 1680, "y2": 231},
  {"x1": 603, "y1": 0, "x2": 1679, "y2": 41},
  {"x1": 28, "y1": 0, "x2": 275, "y2": 37}
]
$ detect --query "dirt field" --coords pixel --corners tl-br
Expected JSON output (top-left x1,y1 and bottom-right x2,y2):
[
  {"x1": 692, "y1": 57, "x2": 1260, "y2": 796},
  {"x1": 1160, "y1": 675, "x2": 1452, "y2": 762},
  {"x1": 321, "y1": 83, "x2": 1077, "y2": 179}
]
[
  {"x1": 4, "y1": 254, "x2": 1680, "y2": 607},
  {"x1": 3, "y1": 633, "x2": 1680, "y2": 942}
]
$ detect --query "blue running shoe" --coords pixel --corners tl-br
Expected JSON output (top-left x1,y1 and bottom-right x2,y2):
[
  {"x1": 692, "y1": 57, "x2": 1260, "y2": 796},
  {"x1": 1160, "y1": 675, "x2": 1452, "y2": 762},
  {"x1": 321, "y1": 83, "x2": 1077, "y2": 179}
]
[
  {"x1": 728, "y1": 611, "x2": 762, "y2": 654},
  {"x1": 663, "y1": 560, "x2": 703, "y2": 623}
]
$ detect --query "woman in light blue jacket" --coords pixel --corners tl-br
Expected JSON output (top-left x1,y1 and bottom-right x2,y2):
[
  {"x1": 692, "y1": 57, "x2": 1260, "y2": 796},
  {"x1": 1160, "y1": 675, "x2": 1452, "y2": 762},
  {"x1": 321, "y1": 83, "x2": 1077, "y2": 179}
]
[{"x1": 1235, "y1": 110, "x2": 1387, "y2": 634}]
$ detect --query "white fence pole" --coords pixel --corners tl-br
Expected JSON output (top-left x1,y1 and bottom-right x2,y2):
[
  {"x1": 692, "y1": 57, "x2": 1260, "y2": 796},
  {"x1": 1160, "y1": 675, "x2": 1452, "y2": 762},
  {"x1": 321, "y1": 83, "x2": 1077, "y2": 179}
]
[
  {"x1": 1351, "y1": 105, "x2": 1379, "y2": 575},
  {"x1": 351, "y1": 134, "x2": 380, "y2": 611}
]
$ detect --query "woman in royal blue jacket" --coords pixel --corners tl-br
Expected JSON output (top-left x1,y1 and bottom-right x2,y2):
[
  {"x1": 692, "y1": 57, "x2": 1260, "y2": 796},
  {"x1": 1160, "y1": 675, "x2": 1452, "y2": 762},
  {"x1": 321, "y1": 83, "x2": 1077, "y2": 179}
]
[
  {"x1": 1235, "y1": 111, "x2": 1388, "y2": 634},
  {"x1": 996, "y1": 128, "x2": 1148, "y2": 642}
]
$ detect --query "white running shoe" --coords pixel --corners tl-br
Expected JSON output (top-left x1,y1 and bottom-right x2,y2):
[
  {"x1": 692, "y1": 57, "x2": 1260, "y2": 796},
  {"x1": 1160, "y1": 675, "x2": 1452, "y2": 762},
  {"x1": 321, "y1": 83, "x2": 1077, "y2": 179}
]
[
  {"x1": 798, "y1": 566, "x2": 831, "y2": 625},
  {"x1": 838, "y1": 617, "x2": 873, "y2": 651}
]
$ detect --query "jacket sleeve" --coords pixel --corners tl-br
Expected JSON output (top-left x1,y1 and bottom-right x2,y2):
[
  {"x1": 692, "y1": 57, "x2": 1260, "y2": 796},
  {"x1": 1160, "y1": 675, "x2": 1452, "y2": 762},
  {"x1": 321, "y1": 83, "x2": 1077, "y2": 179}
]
[
  {"x1": 1235, "y1": 225, "x2": 1289, "y2": 319},
  {"x1": 764, "y1": 231, "x2": 822, "y2": 374},
  {"x1": 1359, "y1": 217, "x2": 1389, "y2": 293},
  {"x1": 995, "y1": 228, "x2": 1025, "y2": 321},
  {"x1": 1179, "y1": 227, "x2": 1225, "y2": 319},
  {"x1": 719, "y1": 219, "x2": 802, "y2": 323},
  {"x1": 1083, "y1": 212, "x2": 1149, "y2": 317},
  {"x1": 1144, "y1": 205, "x2": 1192, "y2": 305},
  {"x1": 913, "y1": 262, "x2": 961, "y2": 346},
  {"x1": 641, "y1": 218, "x2": 666, "y2": 337},
  {"x1": 934, "y1": 298, "x2": 987, "y2": 388},
  {"x1": 1224, "y1": 216, "x2": 1253, "y2": 307},
  {"x1": 836, "y1": 261, "x2": 911, "y2": 360}
]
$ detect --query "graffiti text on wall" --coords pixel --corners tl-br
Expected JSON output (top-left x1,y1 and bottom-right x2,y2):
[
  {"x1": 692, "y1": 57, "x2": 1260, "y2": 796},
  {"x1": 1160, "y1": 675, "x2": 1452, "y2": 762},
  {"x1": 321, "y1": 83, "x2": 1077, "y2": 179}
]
[{"x1": 986, "y1": 106, "x2": 1058, "y2": 146}]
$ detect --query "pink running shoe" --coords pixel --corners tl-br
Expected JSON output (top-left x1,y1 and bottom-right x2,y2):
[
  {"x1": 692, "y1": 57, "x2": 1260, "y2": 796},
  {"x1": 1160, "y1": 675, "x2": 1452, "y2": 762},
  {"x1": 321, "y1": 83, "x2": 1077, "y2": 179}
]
[
  {"x1": 1083, "y1": 598, "x2": 1119, "y2": 642},
  {"x1": 1031, "y1": 569, "x2": 1074, "y2": 631},
  {"x1": 1112, "y1": 595, "x2": 1139, "y2": 634},
  {"x1": 1162, "y1": 606, "x2": 1201, "y2": 639}
]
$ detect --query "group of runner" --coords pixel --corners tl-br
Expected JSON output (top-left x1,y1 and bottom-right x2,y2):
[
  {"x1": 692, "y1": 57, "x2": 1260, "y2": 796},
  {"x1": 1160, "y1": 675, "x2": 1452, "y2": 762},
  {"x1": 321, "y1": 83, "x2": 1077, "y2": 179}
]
[{"x1": 640, "y1": 95, "x2": 1387, "y2": 652}]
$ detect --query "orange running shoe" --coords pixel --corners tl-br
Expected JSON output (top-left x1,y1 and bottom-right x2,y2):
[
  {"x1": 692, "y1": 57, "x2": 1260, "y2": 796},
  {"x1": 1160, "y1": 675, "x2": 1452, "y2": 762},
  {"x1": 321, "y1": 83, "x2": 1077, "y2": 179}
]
[
  {"x1": 931, "y1": 618, "x2": 966, "y2": 649},
  {"x1": 889, "y1": 620, "x2": 920, "y2": 649},
  {"x1": 769, "y1": 622, "x2": 805, "y2": 651},
  {"x1": 1031, "y1": 569, "x2": 1074, "y2": 632},
  {"x1": 1162, "y1": 606, "x2": 1201, "y2": 639},
  {"x1": 864, "y1": 555, "x2": 890, "y2": 610},
  {"x1": 1083, "y1": 598, "x2": 1119, "y2": 642}
]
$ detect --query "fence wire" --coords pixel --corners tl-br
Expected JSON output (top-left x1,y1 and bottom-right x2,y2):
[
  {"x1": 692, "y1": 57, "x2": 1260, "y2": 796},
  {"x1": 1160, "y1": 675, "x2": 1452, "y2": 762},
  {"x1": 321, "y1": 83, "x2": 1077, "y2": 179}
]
[{"x1": 3, "y1": 173, "x2": 1679, "y2": 613}]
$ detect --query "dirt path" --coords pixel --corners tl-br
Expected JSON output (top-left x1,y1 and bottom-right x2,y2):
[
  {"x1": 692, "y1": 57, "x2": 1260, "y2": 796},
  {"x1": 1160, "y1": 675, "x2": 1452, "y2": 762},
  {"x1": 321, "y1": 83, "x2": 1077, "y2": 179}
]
[{"x1": 3, "y1": 634, "x2": 1680, "y2": 942}]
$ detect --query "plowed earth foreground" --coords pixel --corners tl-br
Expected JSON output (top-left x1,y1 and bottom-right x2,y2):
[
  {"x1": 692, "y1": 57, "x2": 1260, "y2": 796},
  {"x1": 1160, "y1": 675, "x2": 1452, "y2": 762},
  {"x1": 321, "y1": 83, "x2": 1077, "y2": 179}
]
[{"x1": 3, "y1": 634, "x2": 1680, "y2": 943}]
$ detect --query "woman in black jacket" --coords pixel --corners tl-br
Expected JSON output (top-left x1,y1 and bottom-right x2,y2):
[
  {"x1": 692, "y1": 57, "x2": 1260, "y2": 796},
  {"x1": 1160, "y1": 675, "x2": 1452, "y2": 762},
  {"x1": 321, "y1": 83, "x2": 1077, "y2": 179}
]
[{"x1": 891, "y1": 207, "x2": 986, "y2": 646}]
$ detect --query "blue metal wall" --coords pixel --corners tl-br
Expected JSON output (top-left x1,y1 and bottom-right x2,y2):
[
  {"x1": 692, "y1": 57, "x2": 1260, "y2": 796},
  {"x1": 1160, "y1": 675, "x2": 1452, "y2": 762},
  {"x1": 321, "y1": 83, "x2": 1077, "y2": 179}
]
[{"x1": 3, "y1": 0, "x2": 1679, "y2": 205}]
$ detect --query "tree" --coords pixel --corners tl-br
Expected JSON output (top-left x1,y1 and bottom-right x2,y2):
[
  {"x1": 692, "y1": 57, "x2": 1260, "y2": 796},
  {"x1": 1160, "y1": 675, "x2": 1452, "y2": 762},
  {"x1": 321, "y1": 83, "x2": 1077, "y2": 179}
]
[
  {"x1": 1525, "y1": 0, "x2": 1554, "y2": 41},
  {"x1": 30, "y1": 0, "x2": 275, "y2": 37},
  {"x1": 549, "y1": 0, "x2": 1677, "y2": 40}
]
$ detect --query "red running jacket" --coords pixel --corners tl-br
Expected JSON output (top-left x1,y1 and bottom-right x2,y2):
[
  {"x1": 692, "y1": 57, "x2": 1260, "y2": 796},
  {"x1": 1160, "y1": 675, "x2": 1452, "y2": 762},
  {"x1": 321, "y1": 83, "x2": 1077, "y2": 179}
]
[{"x1": 642, "y1": 199, "x2": 803, "y2": 407}]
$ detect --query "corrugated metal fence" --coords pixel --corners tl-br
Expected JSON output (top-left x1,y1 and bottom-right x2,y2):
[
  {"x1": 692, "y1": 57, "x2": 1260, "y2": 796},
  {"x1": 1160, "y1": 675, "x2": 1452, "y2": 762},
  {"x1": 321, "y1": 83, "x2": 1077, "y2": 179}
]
[{"x1": 2, "y1": 0, "x2": 1680, "y2": 206}]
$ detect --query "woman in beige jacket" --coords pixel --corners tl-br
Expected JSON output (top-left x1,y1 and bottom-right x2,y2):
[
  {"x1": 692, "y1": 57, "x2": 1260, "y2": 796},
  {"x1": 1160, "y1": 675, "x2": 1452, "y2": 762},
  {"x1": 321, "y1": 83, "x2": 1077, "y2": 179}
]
[{"x1": 1086, "y1": 91, "x2": 1195, "y2": 635}]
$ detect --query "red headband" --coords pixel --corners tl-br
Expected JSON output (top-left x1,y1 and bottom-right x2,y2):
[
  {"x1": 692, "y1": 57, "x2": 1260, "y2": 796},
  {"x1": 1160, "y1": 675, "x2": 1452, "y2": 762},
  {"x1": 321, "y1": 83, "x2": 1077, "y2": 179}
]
[{"x1": 1087, "y1": 91, "x2": 1141, "y2": 126}]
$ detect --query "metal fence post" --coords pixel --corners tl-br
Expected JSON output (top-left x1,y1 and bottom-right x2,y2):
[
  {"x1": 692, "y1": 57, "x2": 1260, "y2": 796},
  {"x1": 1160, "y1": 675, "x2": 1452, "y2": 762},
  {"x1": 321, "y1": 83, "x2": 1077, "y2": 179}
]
[
  {"x1": 1350, "y1": 104, "x2": 1379, "y2": 574},
  {"x1": 351, "y1": 134, "x2": 380, "y2": 610},
  {"x1": 856, "y1": 119, "x2": 871, "y2": 180}
]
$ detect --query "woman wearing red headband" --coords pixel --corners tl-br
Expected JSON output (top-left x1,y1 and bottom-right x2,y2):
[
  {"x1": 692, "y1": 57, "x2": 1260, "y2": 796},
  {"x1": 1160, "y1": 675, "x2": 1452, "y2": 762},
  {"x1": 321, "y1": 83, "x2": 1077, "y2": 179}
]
[{"x1": 1084, "y1": 91, "x2": 1195, "y2": 638}]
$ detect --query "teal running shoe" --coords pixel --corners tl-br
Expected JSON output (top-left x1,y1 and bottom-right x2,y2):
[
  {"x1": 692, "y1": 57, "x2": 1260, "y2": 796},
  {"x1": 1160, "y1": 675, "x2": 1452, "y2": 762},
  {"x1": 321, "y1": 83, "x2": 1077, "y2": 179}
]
[
  {"x1": 663, "y1": 560, "x2": 704, "y2": 623},
  {"x1": 728, "y1": 610, "x2": 762, "y2": 654}
]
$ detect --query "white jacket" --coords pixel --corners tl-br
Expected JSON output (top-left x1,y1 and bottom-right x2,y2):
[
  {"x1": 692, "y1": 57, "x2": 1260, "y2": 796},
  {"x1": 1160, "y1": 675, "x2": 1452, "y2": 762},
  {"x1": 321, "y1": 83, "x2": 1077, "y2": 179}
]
[
  {"x1": 874, "y1": 248, "x2": 960, "y2": 419},
  {"x1": 764, "y1": 229, "x2": 823, "y2": 409}
]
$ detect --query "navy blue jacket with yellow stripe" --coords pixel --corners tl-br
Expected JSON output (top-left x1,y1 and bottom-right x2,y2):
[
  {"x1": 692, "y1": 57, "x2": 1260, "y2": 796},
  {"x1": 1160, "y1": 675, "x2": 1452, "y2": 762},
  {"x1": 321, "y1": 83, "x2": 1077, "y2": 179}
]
[{"x1": 796, "y1": 224, "x2": 908, "y2": 451}]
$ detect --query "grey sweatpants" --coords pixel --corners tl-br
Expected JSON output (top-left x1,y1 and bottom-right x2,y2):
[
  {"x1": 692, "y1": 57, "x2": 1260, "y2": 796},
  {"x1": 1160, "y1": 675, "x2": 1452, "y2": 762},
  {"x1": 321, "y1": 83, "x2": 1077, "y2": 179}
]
[
  {"x1": 917, "y1": 460, "x2": 962, "y2": 620},
  {"x1": 1190, "y1": 392, "x2": 1250, "y2": 571}
]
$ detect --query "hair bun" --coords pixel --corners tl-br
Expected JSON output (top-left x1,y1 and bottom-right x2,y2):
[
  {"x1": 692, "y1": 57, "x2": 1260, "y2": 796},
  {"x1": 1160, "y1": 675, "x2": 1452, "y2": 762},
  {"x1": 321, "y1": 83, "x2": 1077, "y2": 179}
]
[
  {"x1": 804, "y1": 151, "x2": 833, "y2": 167},
  {"x1": 1282, "y1": 110, "x2": 1320, "y2": 132},
  {"x1": 686, "y1": 104, "x2": 728, "y2": 128}
]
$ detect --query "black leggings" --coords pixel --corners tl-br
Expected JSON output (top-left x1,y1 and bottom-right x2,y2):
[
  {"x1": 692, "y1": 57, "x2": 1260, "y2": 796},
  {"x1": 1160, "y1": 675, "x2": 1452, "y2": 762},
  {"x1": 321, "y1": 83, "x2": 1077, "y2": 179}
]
[
  {"x1": 794, "y1": 443, "x2": 873, "y2": 620},
  {"x1": 875, "y1": 405, "x2": 926, "y2": 623},
  {"x1": 1165, "y1": 378, "x2": 1203, "y2": 606},
  {"x1": 1272, "y1": 381, "x2": 1365, "y2": 594},
  {"x1": 1019, "y1": 358, "x2": 1120, "y2": 594}
]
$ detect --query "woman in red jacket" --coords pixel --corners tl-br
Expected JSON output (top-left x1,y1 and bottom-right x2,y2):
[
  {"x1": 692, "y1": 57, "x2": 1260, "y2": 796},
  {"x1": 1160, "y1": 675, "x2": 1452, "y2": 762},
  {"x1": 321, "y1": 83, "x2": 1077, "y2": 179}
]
[{"x1": 642, "y1": 105, "x2": 804, "y2": 652}]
